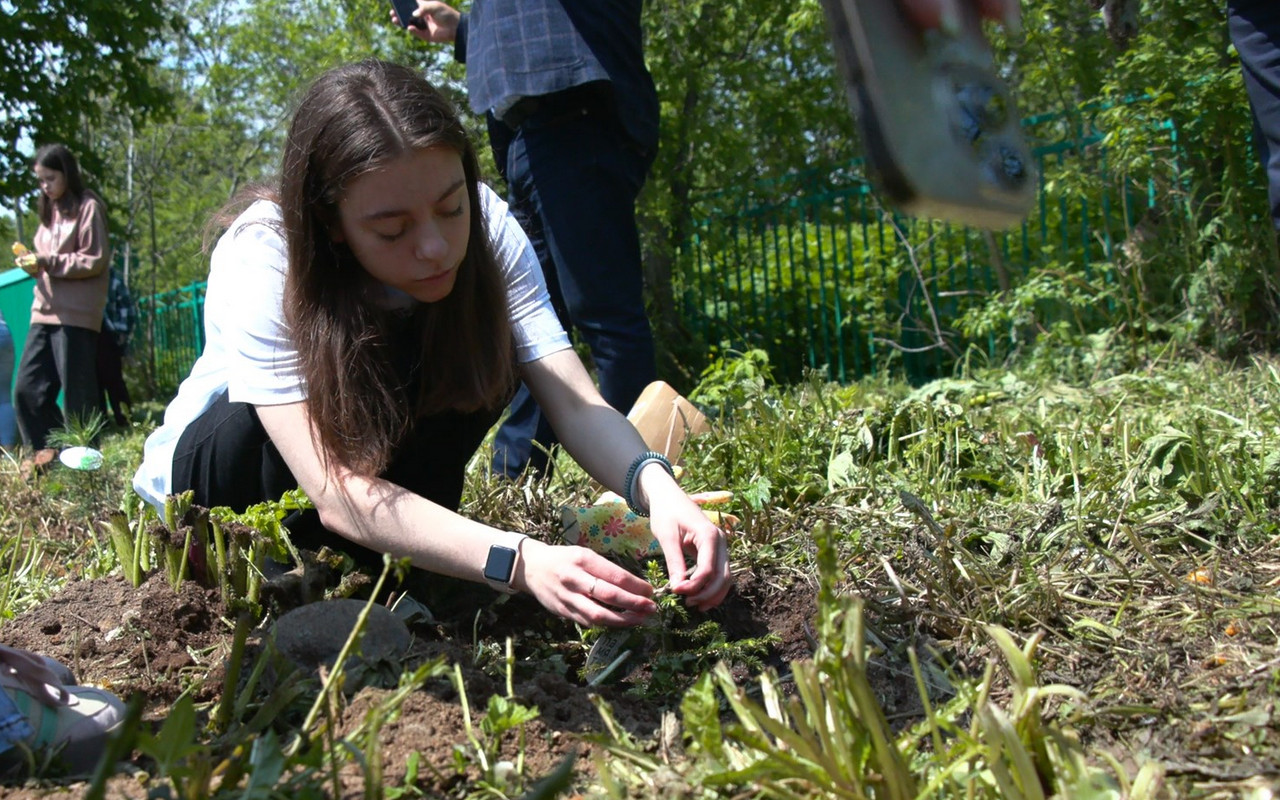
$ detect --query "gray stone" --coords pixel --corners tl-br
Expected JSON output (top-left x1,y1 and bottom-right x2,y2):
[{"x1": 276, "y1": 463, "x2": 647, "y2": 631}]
[{"x1": 272, "y1": 599, "x2": 411, "y2": 680}]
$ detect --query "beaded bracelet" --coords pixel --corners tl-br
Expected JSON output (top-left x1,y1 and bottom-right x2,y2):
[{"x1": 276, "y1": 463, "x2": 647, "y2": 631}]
[{"x1": 623, "y1": 451, "x2": 674, "y2": 516}]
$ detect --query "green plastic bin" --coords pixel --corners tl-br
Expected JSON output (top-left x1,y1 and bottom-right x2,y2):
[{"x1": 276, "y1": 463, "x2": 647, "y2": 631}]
[{"x1": 0, "y1": 267, "x2": 33, "y2": 398}]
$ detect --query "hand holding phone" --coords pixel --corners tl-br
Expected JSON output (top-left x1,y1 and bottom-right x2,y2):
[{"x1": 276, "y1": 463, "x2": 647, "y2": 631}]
[
  {"x1": 389, "y1": 0, "x2": 425, "y2": 29},
  {"x1": 821, "y1": 0, "x2": 1034, "y2": 230}
]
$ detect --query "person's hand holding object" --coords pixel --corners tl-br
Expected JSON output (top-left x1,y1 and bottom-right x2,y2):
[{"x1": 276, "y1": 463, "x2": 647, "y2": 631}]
[{"x1": 12, "y1": 242, "x2": 38, "y2": 276}]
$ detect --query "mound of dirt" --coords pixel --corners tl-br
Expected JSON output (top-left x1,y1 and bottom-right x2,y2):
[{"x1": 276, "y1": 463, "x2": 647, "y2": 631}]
[
  {"x1": 3, "y1": 572, "x2": 226, "y2": 707},
  {"x1": 0, "y1": 567, "x2": 829, "y2": 797}
]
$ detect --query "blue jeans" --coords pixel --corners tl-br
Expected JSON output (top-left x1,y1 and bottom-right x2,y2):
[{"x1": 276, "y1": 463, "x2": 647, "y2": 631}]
[
  {"x1": 489, "y1": 99, "x2": 657, "y2": 477},
  {"x1": 0, "y1": 687, "x2": 32, "y2": 755},
  {"x1": 1229, "y1": 0, "x2": 1280, "y2": 232},
  {"x1": 0, "y1": 318, "x2": 16, "y2": 449}
]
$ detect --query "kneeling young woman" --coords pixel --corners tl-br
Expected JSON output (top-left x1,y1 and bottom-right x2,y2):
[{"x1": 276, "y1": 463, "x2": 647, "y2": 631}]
[{"x1": 133, "y1": 60, "x2": 730, "y2": 627}]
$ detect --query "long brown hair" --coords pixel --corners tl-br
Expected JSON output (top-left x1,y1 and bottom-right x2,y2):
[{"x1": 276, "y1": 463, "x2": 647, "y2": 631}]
[
  {"x1": 276, "y1": 59, "x2": 515, "y2": 475},
  {"x1": 34, "y1": 144, "x2": 100, "y2": 226}
]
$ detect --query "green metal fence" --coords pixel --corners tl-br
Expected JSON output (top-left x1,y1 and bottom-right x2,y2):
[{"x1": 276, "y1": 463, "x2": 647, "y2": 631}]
[
  {"x1": 133, "y1": 110, "x2": 1179, "y2": 394},
  {"x1": 137, "y1": 282, "x2": 206, "y2": 396},
  {"x1": 676, "y1": 110, "x2": 1176, "y2": 384}
]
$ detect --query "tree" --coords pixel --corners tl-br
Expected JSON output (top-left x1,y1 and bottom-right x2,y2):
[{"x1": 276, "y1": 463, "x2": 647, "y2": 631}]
[
  {"x1": 82, "y1": 0, "x2": 461, "y2": 292},
  {"x1": 0, "y1": 0, "x2": 180, "y2": 202},
  {"x1": 641, "y1": 0, "x2": 858, "y2": 380}
]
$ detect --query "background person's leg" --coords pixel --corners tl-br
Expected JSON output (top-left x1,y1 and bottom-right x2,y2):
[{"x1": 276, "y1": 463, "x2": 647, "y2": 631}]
[
  {"x1": 490, "y1": 109, "x2": 656, "y2": 477},
  {"x1": 489, "y1": 175, "x2": 563, "y2": 478},
  {"x1": 1229, "y1": 0, "x2": 1280, "y2": 235},
  {"x1": 13, "y1": 325, "x2": 63, "y2": 452},
  {"x1": 57, "y1": 327, "x2": 101, "y2": 434},
  {"x1": 95, "y1": 333, "x2": 131, "y2": 426}
]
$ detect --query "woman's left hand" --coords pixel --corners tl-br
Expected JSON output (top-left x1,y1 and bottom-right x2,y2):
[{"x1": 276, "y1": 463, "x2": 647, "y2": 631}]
[{"x1": 642, "y1": 471, "x2": 733, "y2": 611}]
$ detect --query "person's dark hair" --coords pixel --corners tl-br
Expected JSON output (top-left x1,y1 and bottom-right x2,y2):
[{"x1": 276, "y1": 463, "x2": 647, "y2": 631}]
[
  {"x1": 276, "y1": 59, "x2": 515, "y2": 475},
  {"x1": 34, "y1": 144, "x2": 96, "y2": 226}
]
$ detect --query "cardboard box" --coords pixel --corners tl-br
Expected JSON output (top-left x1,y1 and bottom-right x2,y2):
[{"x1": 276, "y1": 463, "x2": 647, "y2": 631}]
[{"x1": 626, "y1": 381, "x2": 708, "y2": 464}]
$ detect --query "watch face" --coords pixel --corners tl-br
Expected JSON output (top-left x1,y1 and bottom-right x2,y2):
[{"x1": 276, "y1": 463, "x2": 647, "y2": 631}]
[{"x1": 484, "y1": 545, "x2": 518, "y2": 584}]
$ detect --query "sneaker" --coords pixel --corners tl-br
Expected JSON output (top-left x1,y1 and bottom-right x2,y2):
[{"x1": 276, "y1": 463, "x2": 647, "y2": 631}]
[
  {"x1": 37, "y1": 656, "x2": 74, "y2": 687},
  {"x1": 0, "y1": 647, "x2": 125, "y2": 776}
]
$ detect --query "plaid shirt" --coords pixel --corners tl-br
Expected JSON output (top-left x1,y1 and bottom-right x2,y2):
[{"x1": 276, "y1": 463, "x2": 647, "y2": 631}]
[
  {"x1": 101, "y1": 267, "x2": 136, "y2": 350},
  {"x1": 455, "y1": 0, "x2": 659, "y2": 152}
]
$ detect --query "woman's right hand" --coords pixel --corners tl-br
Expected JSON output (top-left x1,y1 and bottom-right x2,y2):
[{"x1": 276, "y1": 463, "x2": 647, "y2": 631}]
[
  {"x1": 12, "y1": 242, "x2": 37, "y2": 275},
  {"x1": 395, "y1": 1, "x2": 461, "y2": 44},
  {"x1": 515, "y1": 539, "x2": 660, "y2": 628}
]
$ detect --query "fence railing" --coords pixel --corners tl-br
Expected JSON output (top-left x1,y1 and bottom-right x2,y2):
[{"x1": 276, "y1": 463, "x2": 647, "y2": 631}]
[
  {"x1": 675, "y1": 110, "x2": 1177, "y2": 384},
  {"x1": 136, "y1": 282, "x2": 206, "y2": 396},
  {"x1": 132, "y1": 109, "x2": 1180, "y2": 394}
]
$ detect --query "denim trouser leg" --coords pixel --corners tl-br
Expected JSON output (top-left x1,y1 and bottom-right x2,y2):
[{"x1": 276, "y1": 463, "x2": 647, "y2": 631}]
[
  {"x1": 0, "y1": 686, "x2": 33, "y2": 755},
  {"x1": 0, "y1": 319, "x2": 15, "y2": 448},
  {"x1": 490, "y1": 108, "x2": 657, "y2": 477},
  {"x1": 1229, "y1": 0, "x2": 1280, "y2": 232}
]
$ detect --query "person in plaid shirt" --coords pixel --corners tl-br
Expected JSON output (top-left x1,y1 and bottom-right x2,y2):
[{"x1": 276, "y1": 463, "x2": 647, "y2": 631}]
[
  {"x1": 398, "y1": 0, "x2": 660, "y2": 481},
  {"x1": 96, "y1": 266, "x2": 134, "y2": 427}
]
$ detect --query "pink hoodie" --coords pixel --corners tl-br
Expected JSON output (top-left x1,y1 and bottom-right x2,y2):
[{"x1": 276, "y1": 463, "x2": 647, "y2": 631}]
[{"x1": 30, "y1": 192, "x2": 111, "y2": 332}]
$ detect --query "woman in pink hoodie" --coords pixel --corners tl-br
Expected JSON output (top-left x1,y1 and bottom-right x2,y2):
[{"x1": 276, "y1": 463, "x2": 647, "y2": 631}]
[{"x1": 13, "y1": 144, "x2": 111, "y2": 469}]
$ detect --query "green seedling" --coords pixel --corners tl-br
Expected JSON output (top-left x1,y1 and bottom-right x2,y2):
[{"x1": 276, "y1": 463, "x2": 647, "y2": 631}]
[
  {"x1": 450, "y1": 637, "x2": 540, "y2": 794},
  {"x1": 98, "y1": 493, "x2": 155, "y2": 588}
]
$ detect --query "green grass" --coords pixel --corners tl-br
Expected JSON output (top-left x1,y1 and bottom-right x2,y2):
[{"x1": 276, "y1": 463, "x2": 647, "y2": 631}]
[{"x1": 1, "y1": 347, "x2": 1278, "y2": 798}]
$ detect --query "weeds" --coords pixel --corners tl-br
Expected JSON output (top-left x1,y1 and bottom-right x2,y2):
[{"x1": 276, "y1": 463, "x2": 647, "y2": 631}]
[
  {"x1": 3, "y1": 350, "x2": 1280, "y2": 796},
  {"x1": 595, "y1": 523, "x2": 1166, "y2": 799},
  {"x1": 0, "y1": 531, "x2": 50, "y2": 621},
  {"x1": 450, "y1": 638, "x2": 541, "y2": 795}
]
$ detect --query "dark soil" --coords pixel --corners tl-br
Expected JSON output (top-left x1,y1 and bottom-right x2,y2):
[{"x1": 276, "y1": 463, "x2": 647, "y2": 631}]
[
  {"x1": 2, "y1": 572, "x2": 227, "y2": 708},
  {"x1": 0, "y1": 561, "x2": 827, "y2": 798}
]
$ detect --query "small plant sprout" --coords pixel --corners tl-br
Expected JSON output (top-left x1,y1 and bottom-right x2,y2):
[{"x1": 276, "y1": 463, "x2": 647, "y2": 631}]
[{"x1": 450, "y1": 637, "x2": 540, "y2": 794}]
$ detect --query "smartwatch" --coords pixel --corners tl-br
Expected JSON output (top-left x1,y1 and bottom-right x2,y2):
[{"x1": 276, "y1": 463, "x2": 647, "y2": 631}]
[{"x1": 483, "y1": 535, "x2": 527, "y2": 594}]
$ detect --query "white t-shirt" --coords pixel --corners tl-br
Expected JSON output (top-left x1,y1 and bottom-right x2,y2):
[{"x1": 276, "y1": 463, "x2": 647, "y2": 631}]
[{"x1": 132, "y1": 184, "x2": 570, "y2": 512}]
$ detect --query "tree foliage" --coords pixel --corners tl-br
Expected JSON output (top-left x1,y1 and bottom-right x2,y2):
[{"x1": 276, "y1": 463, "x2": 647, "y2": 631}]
[
  {"x1": 81, "y1": 0, "x2": 460, "y2": 292},
  {"x1": 0, "y1": 0, "x2": 180, "y2": 199},
  {"x1": 640, "y1": 0, "x2": 859, "y2": 375},
  {"x1": 4, "y1": 0, "x2": 1273, "y2": 394},
  {"x1": 1007, "y1": 0, "x2": 1273, "y2": 345}
]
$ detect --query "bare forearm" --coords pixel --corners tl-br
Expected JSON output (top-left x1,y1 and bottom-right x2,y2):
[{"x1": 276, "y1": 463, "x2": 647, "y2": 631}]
[
  {"x1": 256, "y1": 401, "x2": 521, "y2": 584},
  {"x1": 521, "y1": 350, "x2": 651, "y2": 493},
  {"x1": 253, "y1": 390, "x2": 687, "y2": 625},
  {"x1": 308, "y1": 473, "x2": 521, "y2": 582}
]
